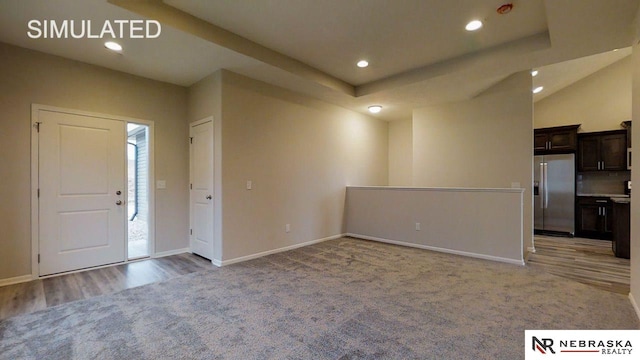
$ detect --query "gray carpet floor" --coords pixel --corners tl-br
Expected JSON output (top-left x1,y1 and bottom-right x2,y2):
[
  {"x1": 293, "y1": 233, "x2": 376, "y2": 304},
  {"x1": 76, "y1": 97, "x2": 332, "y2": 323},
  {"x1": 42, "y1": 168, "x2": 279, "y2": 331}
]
[{"x1": 1, "y1": 238, "x2": 638, "y2": 359}]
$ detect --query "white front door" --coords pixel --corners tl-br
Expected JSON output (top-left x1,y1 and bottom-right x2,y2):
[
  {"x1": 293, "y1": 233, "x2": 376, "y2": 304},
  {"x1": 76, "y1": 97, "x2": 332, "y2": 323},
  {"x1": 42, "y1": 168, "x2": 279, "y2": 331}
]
[
  {"x1": 190, "y1": 119, "x2": 214, "y2": 260},
  {"x1": 38, "y1": 109, "x2": 126, "y2": 276}
]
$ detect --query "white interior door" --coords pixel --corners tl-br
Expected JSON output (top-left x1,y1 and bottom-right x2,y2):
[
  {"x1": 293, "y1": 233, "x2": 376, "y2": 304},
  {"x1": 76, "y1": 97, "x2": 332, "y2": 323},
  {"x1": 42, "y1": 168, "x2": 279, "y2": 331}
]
[
  {"x1": 39, "y1": 110, "x2": 126, "y2": 276},
  {"x1": 190, "y1": 120, "x2": 214, "y2": 260}
]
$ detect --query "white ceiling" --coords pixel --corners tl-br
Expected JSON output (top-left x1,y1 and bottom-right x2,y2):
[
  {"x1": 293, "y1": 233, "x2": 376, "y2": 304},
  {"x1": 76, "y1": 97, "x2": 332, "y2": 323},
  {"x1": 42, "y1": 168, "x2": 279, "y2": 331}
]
[
  {"x1": 166, "y1": 0, "x2": 548, "y2": 86},
  {"x1": 0, "y1": 0, "x2": 638, "y2": 121},
  {"x1": 533, "y1": 48, "x2": 632, "y2": 102}
]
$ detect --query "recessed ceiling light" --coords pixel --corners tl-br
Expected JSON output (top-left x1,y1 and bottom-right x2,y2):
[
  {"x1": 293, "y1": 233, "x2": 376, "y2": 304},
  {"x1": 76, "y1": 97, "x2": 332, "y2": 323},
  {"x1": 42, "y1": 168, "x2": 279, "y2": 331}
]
[
  {"x1": 357, "y1": 60, "x2": 369, "y2": 68},
  {"x1": 531, "y1": 70, "x2": 538, "y2": 77},
  {"x1": 368, "y1": 105, "x2": 382, "y2": 114},
  {"x1": 465, "y1": 20, "x2": 483, "y2": 31},
  {"x1": 104, "y1": 41, "x2": 122, "y2": 52},
  {"x1": 533, "y1": 86, "x2": 544, "y2": 94}
]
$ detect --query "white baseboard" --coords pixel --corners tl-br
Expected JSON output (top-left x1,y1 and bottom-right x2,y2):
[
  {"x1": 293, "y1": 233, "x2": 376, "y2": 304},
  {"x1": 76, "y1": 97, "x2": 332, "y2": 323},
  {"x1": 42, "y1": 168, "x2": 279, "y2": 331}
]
[
  {"x1": 346, "y1": 233, "x2": 525, "y2": 266},
  {"x1": 217, "y1": 234, "x2": 345, "y2": 267},
  {"x1": 153, "y1": 248, "x2": 190, "y2": 258},
  {"x1": 0, "y1": 274, "x2": 33, "y2": 287},
  {"x1": 527, "y1": 246, "x2": 536, "y2": 253},
  {"x1": 629, "y1": 293, "x2": 640, "y2": 321}
]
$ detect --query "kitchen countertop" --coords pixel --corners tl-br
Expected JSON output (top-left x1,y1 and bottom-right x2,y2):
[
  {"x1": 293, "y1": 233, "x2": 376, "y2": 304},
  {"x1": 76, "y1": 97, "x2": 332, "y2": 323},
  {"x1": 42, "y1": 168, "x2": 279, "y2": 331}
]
[
  {"x1": 577, "y1": 193, "x2": 630, "y2": 198},
  {"x1": 611, "y1": 198, "x2": 631, "y2": 204}
]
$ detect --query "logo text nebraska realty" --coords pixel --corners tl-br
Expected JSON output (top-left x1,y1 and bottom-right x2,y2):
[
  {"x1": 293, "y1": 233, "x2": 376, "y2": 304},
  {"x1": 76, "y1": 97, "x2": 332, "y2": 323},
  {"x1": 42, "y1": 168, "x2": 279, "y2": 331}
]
[
  {"x1": 533, "y1": 337, "x2": 633, "y2": 355},
  {"x1": 525, "y1": 330, "x2": 640, "y2": 358},
  {"x1": 27, "y1": 20, "x2": 161, "y2": 39}
]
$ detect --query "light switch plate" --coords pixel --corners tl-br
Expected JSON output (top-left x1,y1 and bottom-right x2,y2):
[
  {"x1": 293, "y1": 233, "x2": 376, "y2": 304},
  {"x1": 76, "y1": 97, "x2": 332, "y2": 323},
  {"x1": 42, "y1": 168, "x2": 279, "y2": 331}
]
[
  {"x1": 156, "y1": 180, "x2": 166, "y2": 189},
  {"x1": 247, "y1": 180, "x2": 252, "y2": 190}
]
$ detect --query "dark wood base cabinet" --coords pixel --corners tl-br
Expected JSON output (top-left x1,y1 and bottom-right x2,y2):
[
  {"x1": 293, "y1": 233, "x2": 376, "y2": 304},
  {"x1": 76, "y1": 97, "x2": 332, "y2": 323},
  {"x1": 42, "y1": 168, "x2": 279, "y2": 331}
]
[
  {"x1": 612, "y1": 201, "x2": 630, "y2": 259},
  {"x1": 576, "y1": 197, "x2": 612, "y2": 240}
]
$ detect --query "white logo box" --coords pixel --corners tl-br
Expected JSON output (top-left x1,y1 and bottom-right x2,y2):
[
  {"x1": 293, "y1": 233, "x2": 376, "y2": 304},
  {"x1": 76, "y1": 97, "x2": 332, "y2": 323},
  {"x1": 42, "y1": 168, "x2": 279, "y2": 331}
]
[{"x1": 525, "y1": 330, "x2": 640, "y2": 359}]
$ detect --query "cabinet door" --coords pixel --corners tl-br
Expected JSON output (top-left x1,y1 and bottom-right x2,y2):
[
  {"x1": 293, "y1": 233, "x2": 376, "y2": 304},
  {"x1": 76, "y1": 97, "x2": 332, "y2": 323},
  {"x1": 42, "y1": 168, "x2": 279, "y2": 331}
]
[
  {"x1": 534, "y1": 132, "x2": 549, "y2": 152},
  {"x1": 600, "y1": 133, "x2": 627, "y2": 171},
  {"x1": 577, "y1": 203, "x2": 600, "y2": 234},
  {"x1": 602, "y1": 204, "x2": 614, "y2": 237},
  {"x1": 578, "y1": 136, "x2": 600, "y2": 171},
  {"x1": 549, "y1": 130, "x2": 576, "y2": 151}
]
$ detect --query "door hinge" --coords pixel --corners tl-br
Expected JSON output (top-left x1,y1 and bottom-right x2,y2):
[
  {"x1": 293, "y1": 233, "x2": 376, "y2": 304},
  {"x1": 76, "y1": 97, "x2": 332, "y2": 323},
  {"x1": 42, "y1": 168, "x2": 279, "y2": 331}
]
[
  {"x1": 190, "y1": 183, "x2": 192, "y2": 190},
  {"x1": 190, "y1": 229, "x2": 192, "y2": 235},
  {"x1": 38, "y1": 254, "x2": 40, "y2": 263},
  {"x1": 33, "y1": 122, "x2": 41, "y2": 132},
  {"x1": 37, "y1": 188, "x2": 40, "y2": 198},
  {"x1": 189, "y1": 137, "x2": 193, "y2": 144}
]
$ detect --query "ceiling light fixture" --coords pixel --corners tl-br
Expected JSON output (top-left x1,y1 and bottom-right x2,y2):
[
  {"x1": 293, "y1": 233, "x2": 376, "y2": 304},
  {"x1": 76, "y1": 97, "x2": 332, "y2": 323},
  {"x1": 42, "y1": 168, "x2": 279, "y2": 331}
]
[
  {"x1": 368, "y1": 105, "x2": 382, "y2": 114},
  {"x1": 496, "y1": 3, "x2": 513, "y2": 15},
  {"x1": 104, "y1": 41, "x2": 122, "y2": 52},
  {"x1": 357, "y1": 60, "x2": 369, "y2": 68},
  {"x1": 465, "y1": 20, "x2": 483, "y2": 31},
  {"x1": 533, "y1": 86, "x2": 544, "y2": 94},
  {"x1": 531, "y1": 70, "x2": 538, "y2": 77}
]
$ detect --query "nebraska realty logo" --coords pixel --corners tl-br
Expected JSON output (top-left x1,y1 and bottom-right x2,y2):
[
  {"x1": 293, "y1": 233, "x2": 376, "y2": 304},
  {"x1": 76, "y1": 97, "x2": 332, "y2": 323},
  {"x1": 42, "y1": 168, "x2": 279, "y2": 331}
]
[
  {"x1": 27, "y1": 19, "x2": 161, "y2": 39},
  {"x1": 525, "y1": 330, "x2": 640, "y2": 359}
]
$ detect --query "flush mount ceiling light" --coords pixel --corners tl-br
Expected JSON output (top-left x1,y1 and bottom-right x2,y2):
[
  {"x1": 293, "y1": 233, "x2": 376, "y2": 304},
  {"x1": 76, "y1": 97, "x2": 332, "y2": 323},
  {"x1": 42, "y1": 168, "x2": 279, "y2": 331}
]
[
  {"x1": 531, "y1": 70, "x2": 539, "y2": 77},
  {"x1": 104, "y1": 41, "x2": 122, "y2": 52},
  {"x1": 533, "y1": 86, "x2": 544, "y2": 94},
  {"x1": 465, "y1": 20, "x2": 483, "y2": 31},
  {"x1": 357, "y1": 60, "x2": 369, "y2": 68},
  {"x1": 368, "y1": 105, "x2": 382, "y2": 114},
  {"x1": 496, "y1": 3, "x2": 513, "y2": 15}
]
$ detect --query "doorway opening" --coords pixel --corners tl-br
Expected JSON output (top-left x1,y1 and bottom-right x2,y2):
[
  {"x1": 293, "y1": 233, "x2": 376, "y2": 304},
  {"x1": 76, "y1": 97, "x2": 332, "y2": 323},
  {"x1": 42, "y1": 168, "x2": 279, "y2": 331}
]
[{"x1": 127, "y1": 123, "x2": 150, "y2": 259}]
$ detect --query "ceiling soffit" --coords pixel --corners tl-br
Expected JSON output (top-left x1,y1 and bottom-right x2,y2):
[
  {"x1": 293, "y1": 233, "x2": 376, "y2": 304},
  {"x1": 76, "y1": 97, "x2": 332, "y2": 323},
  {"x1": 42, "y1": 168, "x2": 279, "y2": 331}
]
[{"x1": 108, "y1": 0, "x2": 552, "y2": 99}]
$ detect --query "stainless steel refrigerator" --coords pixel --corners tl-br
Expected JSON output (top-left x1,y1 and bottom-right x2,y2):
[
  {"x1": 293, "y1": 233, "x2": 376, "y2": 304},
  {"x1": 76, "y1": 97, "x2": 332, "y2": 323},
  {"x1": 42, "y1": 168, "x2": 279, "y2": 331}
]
[{"x1": 534, "y1": 154, "x2": 575, "y2": 235}]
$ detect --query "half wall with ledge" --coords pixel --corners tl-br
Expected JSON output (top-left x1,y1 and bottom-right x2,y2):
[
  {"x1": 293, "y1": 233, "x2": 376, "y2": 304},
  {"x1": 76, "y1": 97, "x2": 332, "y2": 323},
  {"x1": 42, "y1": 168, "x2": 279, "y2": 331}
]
[{"x1": 345, "y1": 186, "x2": 524, "y2": 266}]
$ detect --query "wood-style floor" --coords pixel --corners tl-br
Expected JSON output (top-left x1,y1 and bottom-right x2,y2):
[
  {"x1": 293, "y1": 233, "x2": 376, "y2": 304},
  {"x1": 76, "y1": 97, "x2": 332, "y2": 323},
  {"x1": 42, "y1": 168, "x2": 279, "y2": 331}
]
[
  {"x1": 527, "y1": 235, "x2": 630, "y2": 294},
  {"x1": 0, "y1": 253, "x2": 213, "y2": 320}
]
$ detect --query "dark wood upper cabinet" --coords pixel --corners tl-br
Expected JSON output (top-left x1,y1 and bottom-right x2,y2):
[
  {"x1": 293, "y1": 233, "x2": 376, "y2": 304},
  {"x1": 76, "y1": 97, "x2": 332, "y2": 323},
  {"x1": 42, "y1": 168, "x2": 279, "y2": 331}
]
[
  {"x1": 622, "y1": 120, "x2": 632, "y2": 148},
  {"x1": 577, "y1": 130, "x2": 627, "y2": 172},
  {"x1": 600, "y1": 133, "x2": 627, "y2": 170},
  {"x1": 577, "y1": 135, "x2": 600, "y2": 171},
  {"x1": 534, "y1": 125, "x2": 580, "y2": 155}
]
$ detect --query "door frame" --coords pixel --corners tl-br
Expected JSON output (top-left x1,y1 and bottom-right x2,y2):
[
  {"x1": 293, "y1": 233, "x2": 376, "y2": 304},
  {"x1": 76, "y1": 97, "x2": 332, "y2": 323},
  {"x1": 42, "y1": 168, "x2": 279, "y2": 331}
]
[{"x1": 30, "y1": 104, "x2": 156, "y2": 278}]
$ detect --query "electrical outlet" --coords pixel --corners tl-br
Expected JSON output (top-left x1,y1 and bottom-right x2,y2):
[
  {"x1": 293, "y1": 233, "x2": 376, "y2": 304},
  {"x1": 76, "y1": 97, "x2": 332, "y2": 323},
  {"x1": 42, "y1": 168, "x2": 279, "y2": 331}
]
[
  {"x1": 285, "y1": 224, "x2": 290, "y2": 233},
  {"x1": 415, "y1": 222, "x2": 421, "y2": 231}
]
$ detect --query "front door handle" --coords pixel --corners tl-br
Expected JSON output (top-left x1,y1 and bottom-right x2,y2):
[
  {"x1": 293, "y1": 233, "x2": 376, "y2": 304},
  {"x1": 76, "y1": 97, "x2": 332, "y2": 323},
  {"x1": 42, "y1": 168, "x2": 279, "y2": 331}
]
[
  {"x1": 206, "y1": 195, "x2": 212, "y2": 200},
  {"x1": 116, "y1": 200, "x2": 123, "y2": 205}
]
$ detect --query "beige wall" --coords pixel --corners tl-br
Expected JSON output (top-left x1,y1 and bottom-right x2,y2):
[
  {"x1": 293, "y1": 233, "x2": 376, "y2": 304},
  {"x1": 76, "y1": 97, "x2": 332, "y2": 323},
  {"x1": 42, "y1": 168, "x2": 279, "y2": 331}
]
[
  {"x1": 630, "y1": 43, "x2": 640, "y2": 315},
  {"x1": 534, "y1": 57, "x2": 631, "y2": 132},
  {"x1": 219, "y1": 71, "x2": 388, "y2": 261},
  {"x1": 388, "y1": 118, "x2": 413, "y2": 186},
  {"x1": 0, "y1": 43, "x2": 189, "y2": 280},
  {"x1": 412, "y1": 71, "x2": 534, "y2": 252}
]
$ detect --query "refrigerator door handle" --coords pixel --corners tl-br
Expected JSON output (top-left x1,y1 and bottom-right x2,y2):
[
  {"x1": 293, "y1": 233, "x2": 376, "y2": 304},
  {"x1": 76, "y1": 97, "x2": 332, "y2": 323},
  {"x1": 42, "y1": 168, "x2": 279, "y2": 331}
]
[
  {"x1": 543, "y1": 162, "x2": 548, "y2": 209},
  {"x1": 539, "y1": 162, "x2": 545, "y2": 209}
]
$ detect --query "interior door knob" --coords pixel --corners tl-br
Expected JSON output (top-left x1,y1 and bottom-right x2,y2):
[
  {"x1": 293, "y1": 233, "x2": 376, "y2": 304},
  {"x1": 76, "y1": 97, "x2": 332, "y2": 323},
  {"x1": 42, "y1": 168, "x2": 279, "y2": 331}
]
[
  {"x1": 116, "y1": 200, "x2": 123, "y2": 205},
  {"x1": 206, "y1": 195, "x2": 212, "y2": 200},
  {"x1": 116, "y1": 190, "x2": 122, "y2": 195}
]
